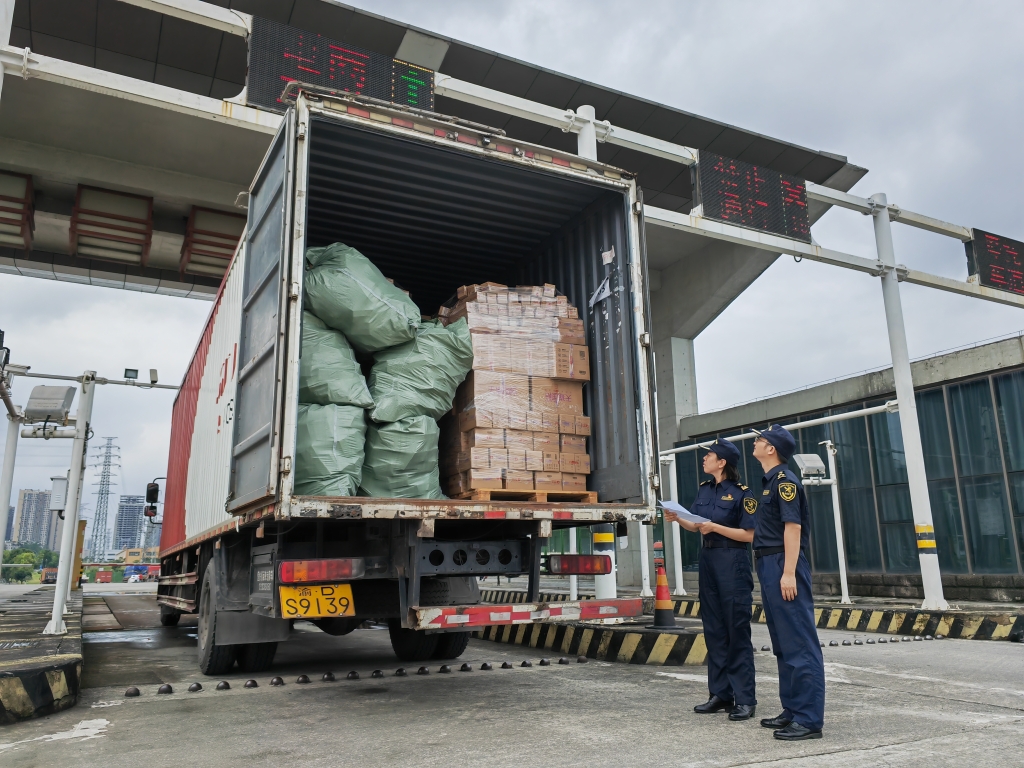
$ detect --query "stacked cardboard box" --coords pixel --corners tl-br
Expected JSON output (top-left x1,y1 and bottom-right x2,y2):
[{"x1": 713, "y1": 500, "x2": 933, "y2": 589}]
[{"x1": 438, "y1": 283, "x2": 592, "y2": 495}]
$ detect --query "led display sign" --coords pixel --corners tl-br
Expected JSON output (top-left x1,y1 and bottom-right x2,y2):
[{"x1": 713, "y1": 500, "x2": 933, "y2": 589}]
[
  {"x1": 248, "y1": 16, "x2": 434, "y2": 113},
  {"x1": 695, "y1": 151, "x2": 811, "y2": 242},
  {"x1": 965, "y1": 229, "x2": 1024, "y2": 296}
]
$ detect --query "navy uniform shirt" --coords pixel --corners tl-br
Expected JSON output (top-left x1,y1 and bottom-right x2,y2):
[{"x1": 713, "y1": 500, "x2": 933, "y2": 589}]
[
  {"x1": 753, "y1": 466, "x2": 811, "y2": 552},
  {"x1": 690, "y1": 478, "x2": 758, "y2": 544}
]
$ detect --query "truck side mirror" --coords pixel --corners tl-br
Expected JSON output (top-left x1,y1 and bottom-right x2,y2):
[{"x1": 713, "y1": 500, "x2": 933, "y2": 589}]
[
  {"x1": 146, "y1": 482, "x2": 160, "y2": 504},
  {"x1": 144, "y1": 505, "x2": 158, "y2": 518}
]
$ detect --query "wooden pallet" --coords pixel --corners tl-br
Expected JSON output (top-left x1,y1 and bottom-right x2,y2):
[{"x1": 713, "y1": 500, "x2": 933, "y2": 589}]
[{"x1": 453, "y1": 489, "x2": 599, "y2": 504}]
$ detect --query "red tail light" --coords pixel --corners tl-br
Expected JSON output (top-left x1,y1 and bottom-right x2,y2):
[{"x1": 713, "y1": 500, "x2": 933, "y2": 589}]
[
  {"x1": 278, "y1": 558, "x2": 365, "y2": 584},
  {"x1": 546, "y1": 555, "x2": 612, "y2": 575}
]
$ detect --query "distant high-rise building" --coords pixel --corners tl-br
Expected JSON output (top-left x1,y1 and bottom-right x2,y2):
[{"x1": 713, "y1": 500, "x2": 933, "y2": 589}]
[
  {"x1": 142, "y1": 518, "x2": 162, "y2": 552},
  {"x1": 113, "y1": 495, "x2": 146, "y2": 552},
  {"x1": 13, "y1": 490, "x2": 52, "y2": 547},
  {"x1": 5, "y1": 505, "x2": 13, "y2": 542}
]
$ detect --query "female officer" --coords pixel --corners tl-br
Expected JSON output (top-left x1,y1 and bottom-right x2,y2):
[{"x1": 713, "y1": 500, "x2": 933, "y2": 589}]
[{"x1": 664, "y1": 438, "x2": 758, "y2": 721}]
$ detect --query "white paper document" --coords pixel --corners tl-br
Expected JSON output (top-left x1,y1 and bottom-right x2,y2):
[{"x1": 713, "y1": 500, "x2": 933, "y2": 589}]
[{"x1": 658, "y1": 500, "x2": 710, "y2": 525}]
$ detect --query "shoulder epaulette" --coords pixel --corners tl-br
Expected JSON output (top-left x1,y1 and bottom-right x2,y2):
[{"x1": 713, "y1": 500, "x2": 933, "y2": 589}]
[
  {"x1": 777, "y1": 470, "x2": 787, "y2": 479},
  {"x1": 699, "y1": 479, "x2": 712, "y2": 486},
  {"x1": 739, "y1": 484, "x2": 749, "y2": 491}
]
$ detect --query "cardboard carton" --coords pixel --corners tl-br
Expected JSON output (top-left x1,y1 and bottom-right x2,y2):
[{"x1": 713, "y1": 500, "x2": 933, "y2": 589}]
[
  {"x1": 574, "y1": 415, "x2": 591, "y2": 436},
  {"x1": 562, "y1": 472, "x2": 587, "y2": 491},
  {"x1": 526, "y1": 450, "x2": 544, "y2": 471},
  {"x1": 559, "y1": 453, "x2": 591, "y2": 475},
  {"x1": 502, "y1": 469, "x2": 534, "y2": 490},
  {"x1": 508, "y1": 450, "x2": 527, "y2": 470},
  {"x1": 532, "y1": 432, "x2": 559, "y2": 451},
  {"x1": 534, "y1": 471, "x2": 563, "y2": 491},
  {"x1": 560, "y1": 435, "x2": 587, "y2": 454},
  {"x1": 543, "y1": 452, "x2": 561, "y2": 472},
  {"x1": 489, "y1": 449, "x2": 508, "y2": 469},
  {"x1": 531, "y1": 378, "x2": 584, "y2": 414},
  {"x1": 467, "y1": 469, "x2": 504, "y2": 490}
]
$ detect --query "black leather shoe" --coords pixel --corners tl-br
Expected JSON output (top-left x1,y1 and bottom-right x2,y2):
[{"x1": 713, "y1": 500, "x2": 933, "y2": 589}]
[
  {"x1": 773, "y1": 722, "x2": 822, "y2": 741},
  {"x1": 728, "y1": 704, "x2": 756, "y2": 721},
  {"x1": 760, "y1": 712, "x2": 792, "y2": 729},
  {"x1": 693, "y1": 695, "x2": 734, "y2": 713}
]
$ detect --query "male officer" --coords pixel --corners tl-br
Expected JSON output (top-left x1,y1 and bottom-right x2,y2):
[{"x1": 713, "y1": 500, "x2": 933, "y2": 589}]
[{"x1": 751, "y1": 425, "x2": 825, "y2": 741}]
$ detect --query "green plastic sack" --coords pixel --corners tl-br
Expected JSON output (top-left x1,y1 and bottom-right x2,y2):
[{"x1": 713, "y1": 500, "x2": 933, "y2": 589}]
[
  {"x1": 304, "y1": 243, "x2": 421, "y2": 353},
  {"x1": 359, "y1": 416, "x2": 445, "y2": 499},
  {"x1": 299, "y1": 312, "x2": 374, "y2": 408},
  {"x1": 369, "y1": 318, "x2": 473, "y2": 423},
  {"x1": 294, "y1": 404, "x2": 367, "y2": 497}
]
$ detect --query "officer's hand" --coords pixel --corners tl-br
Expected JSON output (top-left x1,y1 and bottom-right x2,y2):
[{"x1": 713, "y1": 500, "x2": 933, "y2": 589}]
[
  {"x1": 696, "y1": 521, "x2": 717, "y2": 535},
  {"x1": 780, "y1": 572, "x2": 797, "y2": 601},
  {"x1": 663, "y1": 510, "x2": 679, "y2": 524}
]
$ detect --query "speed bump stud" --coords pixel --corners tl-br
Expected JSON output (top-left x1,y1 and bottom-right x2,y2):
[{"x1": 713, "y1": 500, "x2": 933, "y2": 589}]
[
  {"x1": 925, "y1": 635, "x2": 934, "y2": 641},
  {"x1": 481, "y1": 662, "x2": 493, "y2": 671},
  {"x1": 521, "y1": 660, "x2": 532, "y2": 667},
  {"x1": 417, "y1": 667, "x2": 429, "y2": 675},
  {"x1": 842, "y1": 640, "x2": 851, "y2": 646},
  {"x1": 270, "y1": 677, "x2": 285, "y2": 686},
  {"x1": 439, "y1": 665, "x2": 451, "y2": 674},
  {"x1": 829, "y1": 640, "x2": 839, "y2": 647},
  {"x1": 371, "y1": 670, "x2": 384, "y2": 679},
  {"x1": 216, "y1": 681, "x2": 231, "y2": 690},
  {"x1": 297, "y1": 675, "x2": 311, "y2": 684},
  {"x1": 913, "y1": 636, "x2": 923, "y2": 642},
  {"x1": 539, "y1": 658, "x2": 550, "y2": 666},
  {"x1": 761, "y1": 645, "x2": 770, "y2": 651},
  {"x1": 936, "y1": 634, "x2": 945, "y2": 640},
  {"x1": 558, "y1": 657, "x2": 570, "y2": 665},
  {"x1": 854, "y1": 639, "x2": 863, "y2": 646},
  {"x1": 157, "y1": 684, "x2": 173, "y2": 694},
  {"x1": 346, "y1": 671, "x2": 359, "y2": 680},
  {"x1": 124, "y1": 687, "x2": 140, "y2": 697},
  {"x1": 460, "y1": 663, "x2": 472, "y2": 672},
  {"x1": 394, "y1": 668, "x2": 407, "y2": 677},
  {"x1": 501, "y1": 662, "x2": 513, "y2": 669},
  {"x1": 819, "y1": 642, "x2": 825, "y2": 648},
  {"x1": 867, "y1": 639, "x2": 875, "y2": 645},
  {"x1": 577, "y1": 656, "x2": 588, "y2": 664},
  {"x1": 902, "y1": 636, "x2": 911, "y2": 642},
  {"x1": 322, "y1": 672, "x2": 336, "y2": 682},
  {"x1": 244, "y1": 680, "x2": 258, "y2": 688},
  {"x1": 188, "y1": 683, "x2": 203, "y2": 692},
  {"x1": 878, "y1": 638, "x2": 887, "y2": 644}
]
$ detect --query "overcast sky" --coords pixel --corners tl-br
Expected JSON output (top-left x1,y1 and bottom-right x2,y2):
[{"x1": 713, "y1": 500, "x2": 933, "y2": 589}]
[{"x1": 3, "y1": 1, "x2": 1024, "y2": 538}]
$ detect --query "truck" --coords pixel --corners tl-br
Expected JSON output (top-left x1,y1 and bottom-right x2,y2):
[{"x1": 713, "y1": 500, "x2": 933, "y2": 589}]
[
  {"x1": 40, "y1": 567, "x2": 58, "y2": 585},
  {"x1": 157, "y1": 87, "x2": 659, "y2": 675}
]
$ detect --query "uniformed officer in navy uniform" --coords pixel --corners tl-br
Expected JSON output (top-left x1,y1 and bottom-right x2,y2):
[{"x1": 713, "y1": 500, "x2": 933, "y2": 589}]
[
  {"x1": 664, "y1": 438, "x2": 758, "y2": 721},
  {"x1": 751, "y1": 424, "x2": 825, "y2": 740}
]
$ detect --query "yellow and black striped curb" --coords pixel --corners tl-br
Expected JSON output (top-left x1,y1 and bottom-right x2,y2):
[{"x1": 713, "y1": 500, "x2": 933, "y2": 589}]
[
  {"x1": 473, "y1": 621, "x2": 708, "y2": 666},
  {"x1": 0, "y1": 589, "x2": 83, "y2": 724},
  {"x1": 671, "y1": 599, "x2": 1024, "y2": 642}
]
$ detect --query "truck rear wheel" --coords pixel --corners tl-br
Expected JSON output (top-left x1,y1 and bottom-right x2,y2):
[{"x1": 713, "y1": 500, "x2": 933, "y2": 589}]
[
  {"x1": 432, "y1": 631, "x2": 470, "y2": 660},
  {"x1": 197, "y1": 562, "x2": 237, "y2": 675},
  {"x1": 159, "y1": 605, "x2": 181, "y2": 627},
  {"x1": 236, "y1": 642, "x2": 278, "y2": 673},
  {"x1": 387, "y1": 619, "x2": 439, "y2": 662}
]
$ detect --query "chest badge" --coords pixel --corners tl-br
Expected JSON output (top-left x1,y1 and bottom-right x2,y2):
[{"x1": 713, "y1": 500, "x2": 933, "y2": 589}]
[
  {"x1": 721, "y1": 494, "x2": 734, "y2": 501},
  {"x1": 762, "y1": 489, "x2": 770, "y2": 496},
  {"x1": 743, "y1": 498, "x2": 758, "y2": 514},
  {"x1": 779, "y1": 482, "x2": 798, "y2": 502}
]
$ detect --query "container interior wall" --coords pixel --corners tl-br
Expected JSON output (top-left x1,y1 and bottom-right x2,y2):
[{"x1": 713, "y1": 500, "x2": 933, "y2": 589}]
[{"x1": 304, "y1": 117, "x2": 643, "y2": 503}]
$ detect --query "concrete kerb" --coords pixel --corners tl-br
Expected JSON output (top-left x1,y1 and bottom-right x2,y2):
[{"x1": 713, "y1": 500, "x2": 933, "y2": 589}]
[{"x1": 0, "y1": 588, "x2": 84, "y2": 724}]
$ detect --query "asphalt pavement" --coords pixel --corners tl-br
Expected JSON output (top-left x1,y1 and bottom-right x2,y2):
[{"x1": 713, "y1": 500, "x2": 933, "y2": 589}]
[{"x1": 0, "y1": 595, "x2": 1021, "y2": 766}]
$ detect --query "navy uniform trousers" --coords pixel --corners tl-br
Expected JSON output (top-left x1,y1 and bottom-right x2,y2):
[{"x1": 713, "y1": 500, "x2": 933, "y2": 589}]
[
  {"x1": 699, "y1": 547, "x2": 756, "y2": 705},
  {"x1": 756, "y1": 551, "x2": 825, "y2": 730}
]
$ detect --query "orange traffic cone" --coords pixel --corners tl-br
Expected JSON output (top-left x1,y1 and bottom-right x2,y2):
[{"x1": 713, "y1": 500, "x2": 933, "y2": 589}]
[{"x1": 652, "y1": 565, "x2": 675, "y2": 628}]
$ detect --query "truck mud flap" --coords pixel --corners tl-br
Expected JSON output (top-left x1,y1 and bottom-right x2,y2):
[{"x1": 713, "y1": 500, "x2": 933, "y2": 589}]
[
  {"x1": 215, "y1": 610, "x2": 291, "y2": 645},
  {"x1": 411, "y1": 598, "x2": 643, "y2": 632}
]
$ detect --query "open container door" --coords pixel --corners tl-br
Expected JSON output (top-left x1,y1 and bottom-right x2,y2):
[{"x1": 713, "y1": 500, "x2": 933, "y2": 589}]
[{"x1": 227, "y1": 110, "x2": 296, "y2": 512}]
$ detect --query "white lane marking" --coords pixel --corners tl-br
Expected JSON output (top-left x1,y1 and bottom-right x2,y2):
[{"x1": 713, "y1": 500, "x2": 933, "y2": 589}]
[
  {"x1": 824, "y1": 662, "x2": 1024, "y2": 697},
  {"x1": 657, "y1": 672, "x2": 780, "y2": 685},
  {"x1": 0, "y1": 719, "x2": 110, "y2": 751},
  {"x1": 90, "y1": 701, "x2": 125, "y2": 708}
]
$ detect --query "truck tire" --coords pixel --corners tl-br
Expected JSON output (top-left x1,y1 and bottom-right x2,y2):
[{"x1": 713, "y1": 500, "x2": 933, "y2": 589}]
[
  {"x1": 432, "y1": 631, "x2": 470, "y2": 660},
  {"x1": 197, "y1": 562, "x2": 237, "y2": 675},
  {"x1": 387, "y1": 619, "x2": 439, "y2": 662},
  {"x1": 236, "y1": 642, "x2": 278, "y2": 673},
  {"x1": 159, "y1": 605, "x2": 181, "y2": 627}
]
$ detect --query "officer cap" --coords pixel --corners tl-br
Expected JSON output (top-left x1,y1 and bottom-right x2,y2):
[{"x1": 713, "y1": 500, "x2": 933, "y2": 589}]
[
  {"x1": 753, "y1": 424, "x2": 796, "y2": 461},
  {"x1": 706, "y1": 437, "x2": 741, "y2": 467}
]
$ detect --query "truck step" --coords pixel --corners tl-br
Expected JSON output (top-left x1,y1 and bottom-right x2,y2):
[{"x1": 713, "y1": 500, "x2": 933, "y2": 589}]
[{"x1": 453, "y1": 489, "x2": 599, "y2": 504}]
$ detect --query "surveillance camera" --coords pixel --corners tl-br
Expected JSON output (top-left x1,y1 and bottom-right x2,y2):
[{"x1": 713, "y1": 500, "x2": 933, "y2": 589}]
[
  {"x1": 149, "y1": 368, "x2": 158, "y2": 385},
  {"x1": 792, "y1": 453, "x2": 827, "y2": 480}
]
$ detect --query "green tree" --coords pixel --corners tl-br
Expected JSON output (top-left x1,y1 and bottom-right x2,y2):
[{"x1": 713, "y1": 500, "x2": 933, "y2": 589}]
[{"x1": 7, "y1": 552, "x2": 35, "y2": 584}]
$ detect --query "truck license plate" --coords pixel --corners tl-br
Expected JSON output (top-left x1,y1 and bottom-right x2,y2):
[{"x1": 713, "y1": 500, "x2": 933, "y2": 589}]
[{"x1": 279, "y1": 584, "x2": 355, "y2": 619}]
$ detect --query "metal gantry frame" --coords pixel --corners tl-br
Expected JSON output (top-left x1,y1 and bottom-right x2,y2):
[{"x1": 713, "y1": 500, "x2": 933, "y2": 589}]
[{"x1": 3, "y1": 0, "x2": 1022, "y2": 608}]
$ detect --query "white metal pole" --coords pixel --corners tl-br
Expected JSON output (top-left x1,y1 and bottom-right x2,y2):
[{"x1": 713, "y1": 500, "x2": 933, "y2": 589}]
[
  {"x1": 568, "y1": 525, "x2": 578, "y2": 601},
  {"x1": 665, "y1": 456, "x2": 683, "y2": 596},
  {"x1": 0, "y1": 0, "x2": 14, "y2": 105},
  {"x1": 823, "y1": 441, "x2": 851, "y2": 604},
  {"x1": 576, "y1": 104, "x2": 597, "y2": 161},
  {"x1": 638, "y1": 516, "x2": 653, "y2": 597},
  {"x1": 0, "y1": 411, "x2": 20, "y2": 572},
  {"x1": 870, "y1": 194, "x2": 948, "y2": 611},
  {"x1": 44, "y1": 372, "x2": 95, "y2": 634}
]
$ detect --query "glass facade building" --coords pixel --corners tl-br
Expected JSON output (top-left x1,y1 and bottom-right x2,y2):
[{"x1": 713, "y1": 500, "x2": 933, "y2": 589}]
[{"x1": 675, "y1": 367, "x2": 1024, "y2": 577}]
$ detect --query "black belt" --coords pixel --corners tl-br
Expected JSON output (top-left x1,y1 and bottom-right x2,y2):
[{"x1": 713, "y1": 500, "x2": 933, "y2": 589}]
[
  {"x1": 703, "y1": 540, "x2": 748, "y2": 550},
  {"x1": 754, "y1": 546, "x2": 807, "y2": 560}
]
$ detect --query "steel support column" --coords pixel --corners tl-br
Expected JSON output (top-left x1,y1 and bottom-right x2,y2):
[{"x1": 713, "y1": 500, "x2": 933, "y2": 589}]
[
  {"x1": 0, "y1": 411, "x2": 20, "y2": 569},
  {"x1": 44, "y1": 373, "x2": 95, "y2": 634},
  {"x1": 870, "y1": 194, "x2": 948, "y2": 610}
]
